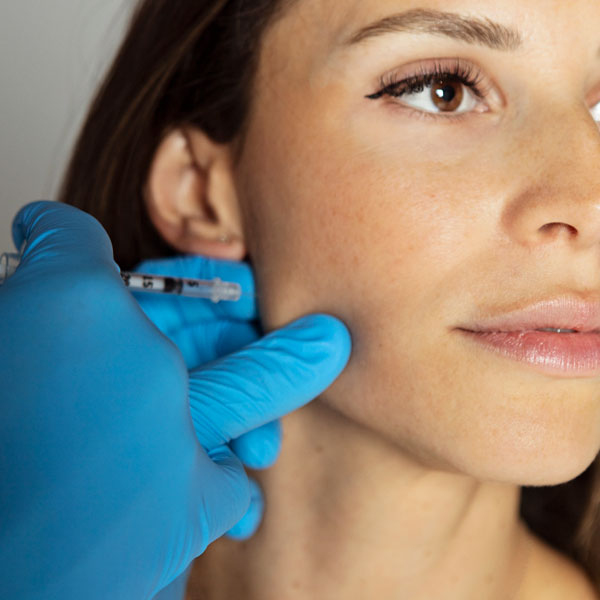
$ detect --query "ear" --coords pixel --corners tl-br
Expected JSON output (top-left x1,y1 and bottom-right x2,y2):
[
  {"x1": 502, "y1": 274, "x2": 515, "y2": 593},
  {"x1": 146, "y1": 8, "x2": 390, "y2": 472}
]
[{"x1": 144, "y1": 127, "x2": 246, "y2": 260}]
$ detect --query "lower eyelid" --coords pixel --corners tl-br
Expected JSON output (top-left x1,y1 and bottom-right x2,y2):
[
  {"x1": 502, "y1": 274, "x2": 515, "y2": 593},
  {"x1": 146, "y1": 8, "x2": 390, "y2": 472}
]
[{"x1": 383, "y1": 100, "x2": 473, "y2": 123}]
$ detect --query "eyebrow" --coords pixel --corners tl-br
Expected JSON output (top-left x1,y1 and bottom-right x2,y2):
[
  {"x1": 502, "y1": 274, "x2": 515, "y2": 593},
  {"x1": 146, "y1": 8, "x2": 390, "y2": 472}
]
[{"x1": 344, "y1": 8, "x2": 523, "y2": 52}]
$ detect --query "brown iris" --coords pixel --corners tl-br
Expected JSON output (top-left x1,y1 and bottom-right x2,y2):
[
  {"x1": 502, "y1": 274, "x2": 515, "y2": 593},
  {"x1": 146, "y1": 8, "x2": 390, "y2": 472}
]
[{"x1": 430, "y1": 77, "x2": 464, "y2": 112}]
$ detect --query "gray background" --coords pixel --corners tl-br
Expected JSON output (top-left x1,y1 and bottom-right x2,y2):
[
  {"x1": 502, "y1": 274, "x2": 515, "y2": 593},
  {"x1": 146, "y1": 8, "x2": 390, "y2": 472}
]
[{"x1": 0, "y1": 0, "x2": 133, "y2": 250}]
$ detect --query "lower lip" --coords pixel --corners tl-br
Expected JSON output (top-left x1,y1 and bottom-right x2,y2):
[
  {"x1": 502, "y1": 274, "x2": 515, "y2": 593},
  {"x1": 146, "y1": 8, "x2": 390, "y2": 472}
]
[{"x1": 458, "y1": 329, "x2": 600, "y2": 376}]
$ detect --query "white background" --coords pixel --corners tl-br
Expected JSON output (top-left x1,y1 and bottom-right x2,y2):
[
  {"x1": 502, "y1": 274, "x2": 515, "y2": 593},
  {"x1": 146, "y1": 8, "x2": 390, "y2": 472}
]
[{"x1": 0, "y1": 0, "x2": 133, "y2": 250}]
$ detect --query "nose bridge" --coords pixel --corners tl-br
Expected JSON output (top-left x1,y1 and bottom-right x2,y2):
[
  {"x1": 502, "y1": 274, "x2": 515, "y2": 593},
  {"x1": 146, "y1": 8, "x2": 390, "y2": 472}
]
[{"x1": 503, "y1": 102, "x2": 600, "y2": 249}]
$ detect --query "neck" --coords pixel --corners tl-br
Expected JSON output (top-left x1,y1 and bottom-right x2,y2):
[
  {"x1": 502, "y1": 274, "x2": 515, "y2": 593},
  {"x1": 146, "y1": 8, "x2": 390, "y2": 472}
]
[{"x1": 189, "y1": 400, "x2": 532, "y2": 600}]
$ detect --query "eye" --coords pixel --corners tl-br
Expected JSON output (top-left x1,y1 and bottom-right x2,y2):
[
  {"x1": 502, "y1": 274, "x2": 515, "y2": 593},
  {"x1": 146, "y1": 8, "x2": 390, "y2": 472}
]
[
  {"x1": 396, "y1": 76, "x2": 482, "y2": 114},
  {"x1": 366, "y1": 58, "x2": 493, "y2": 119}
]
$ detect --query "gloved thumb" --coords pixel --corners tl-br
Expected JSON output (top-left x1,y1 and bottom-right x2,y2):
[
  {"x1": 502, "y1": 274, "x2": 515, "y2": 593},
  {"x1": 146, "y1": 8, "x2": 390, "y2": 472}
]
[{"x1": 10, "y1": 200, "x2": 119, "y2": 278}]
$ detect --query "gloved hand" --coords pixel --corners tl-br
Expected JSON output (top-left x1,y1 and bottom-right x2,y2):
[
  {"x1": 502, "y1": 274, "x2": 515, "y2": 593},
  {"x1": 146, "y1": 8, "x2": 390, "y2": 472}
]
[
  {"x1": 130, "y1": 254, "x2": 279, "y2": 541},
  {"x1": 0, "y1": 201, "x2": 352, "y2": 600}
]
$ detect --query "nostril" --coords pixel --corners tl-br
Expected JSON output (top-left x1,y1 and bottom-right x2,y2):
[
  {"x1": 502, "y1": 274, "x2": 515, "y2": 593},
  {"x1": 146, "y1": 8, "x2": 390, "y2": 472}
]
[{"x1": 539, "y1": 222, "x2": 577, "y2": 236}]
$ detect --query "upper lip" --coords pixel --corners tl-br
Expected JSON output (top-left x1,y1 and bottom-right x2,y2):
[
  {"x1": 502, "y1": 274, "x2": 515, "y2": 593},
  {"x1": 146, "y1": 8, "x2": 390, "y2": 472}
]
[{"x1": 459, "y1": 295, "x2": 600, "y2": 333}]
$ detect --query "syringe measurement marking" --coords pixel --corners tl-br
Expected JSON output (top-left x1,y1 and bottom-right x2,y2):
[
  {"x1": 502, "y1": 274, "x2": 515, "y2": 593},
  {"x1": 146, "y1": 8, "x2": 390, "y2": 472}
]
[{"x1": 122, "y1": 273, "x2": 185, "y2": 294}]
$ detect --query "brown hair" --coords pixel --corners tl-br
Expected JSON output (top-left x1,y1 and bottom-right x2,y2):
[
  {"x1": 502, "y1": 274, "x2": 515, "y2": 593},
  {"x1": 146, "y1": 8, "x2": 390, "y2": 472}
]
[{"x1": 58, "y1": 0, "x2": 600, "y2": 588}]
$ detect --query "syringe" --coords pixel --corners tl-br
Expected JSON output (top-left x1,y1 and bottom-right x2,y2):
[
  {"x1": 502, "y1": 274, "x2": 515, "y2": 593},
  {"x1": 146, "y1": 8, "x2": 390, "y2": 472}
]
[{"x1": 0, "y1": 251, "x2": 248, "y2": 303}]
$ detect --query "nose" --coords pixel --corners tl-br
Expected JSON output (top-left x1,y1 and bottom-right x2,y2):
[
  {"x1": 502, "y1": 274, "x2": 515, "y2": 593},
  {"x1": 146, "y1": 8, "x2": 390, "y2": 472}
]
[{"x1": 502, "y1": 104, "x2": 600, "y2": 251}]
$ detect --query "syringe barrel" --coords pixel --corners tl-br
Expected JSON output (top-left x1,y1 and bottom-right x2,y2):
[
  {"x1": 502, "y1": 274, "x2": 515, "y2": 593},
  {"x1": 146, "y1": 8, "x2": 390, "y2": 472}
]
[{"x1": 0, "y1": 255, "x2": 243, "y2": 303}]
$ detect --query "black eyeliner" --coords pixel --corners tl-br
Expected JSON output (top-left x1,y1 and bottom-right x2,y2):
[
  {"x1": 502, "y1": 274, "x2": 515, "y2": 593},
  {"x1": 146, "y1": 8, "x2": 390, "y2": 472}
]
[{"x1": 365, "y1": 58, "x2": 487, "y2": 101}]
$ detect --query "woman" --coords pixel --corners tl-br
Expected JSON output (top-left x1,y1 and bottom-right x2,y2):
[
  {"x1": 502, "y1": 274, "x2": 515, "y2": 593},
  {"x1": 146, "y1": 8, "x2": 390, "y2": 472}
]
[{"x1": 59, "y1": 0, "x2": 600, "y2": 597}]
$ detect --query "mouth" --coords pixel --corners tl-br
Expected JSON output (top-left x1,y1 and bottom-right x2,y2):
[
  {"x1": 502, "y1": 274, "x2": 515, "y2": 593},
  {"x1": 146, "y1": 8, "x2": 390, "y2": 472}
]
[{"x1": 455, "y1": 295, "x2": 600, "y2": 376}]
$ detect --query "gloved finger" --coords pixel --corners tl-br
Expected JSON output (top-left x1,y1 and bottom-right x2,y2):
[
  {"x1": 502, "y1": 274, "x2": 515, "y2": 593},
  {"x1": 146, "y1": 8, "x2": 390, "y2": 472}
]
[
  {"x1": 198, "y1": 444, "x2": 252, "y2": 547},
  {"x1": 167, "y1": 320, "x2": 260, "y2": 370},
  {"x1": 230, "y1": 420, "x2": 282, "y2": 470},
  {"x1": 130, "y1": 255, "x2": 257, "y2": 326},
  {"x1": 10, "y1": 201, "x2": 120, "y2": 279},
  {"x1": 224, "y1": 478, "x2": 264, "y2": 540},
  {"x1": 188, "y1": 313, "x2": 352, "y2": 452},
  {"x1": 176, "y1": 320, "x2": 260, "y2": 370}
]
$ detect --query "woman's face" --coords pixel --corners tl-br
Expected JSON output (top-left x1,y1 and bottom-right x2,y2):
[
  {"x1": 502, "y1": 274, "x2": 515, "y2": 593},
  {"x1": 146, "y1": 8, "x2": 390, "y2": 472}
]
[{"x1": 232, "y1": 0, "x2": 600, "y2": 485}]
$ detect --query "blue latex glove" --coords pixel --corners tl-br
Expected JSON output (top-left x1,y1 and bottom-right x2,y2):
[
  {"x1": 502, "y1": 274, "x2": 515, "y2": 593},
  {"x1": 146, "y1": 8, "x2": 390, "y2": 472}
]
[
  {"x1": 130, "y1": 255, "x2": 281, "y2": 541},
  {"x1": 0, "y1": 201, "x2": 352, "y2": 600}
]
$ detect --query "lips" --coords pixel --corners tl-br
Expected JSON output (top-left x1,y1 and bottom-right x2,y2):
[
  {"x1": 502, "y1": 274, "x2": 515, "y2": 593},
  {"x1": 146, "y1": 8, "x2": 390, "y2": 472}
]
[
  {"x1": 459, "y1": 295, "x2": 600, "y2": 334},
  {"x1": 456, "y1": 294, "x2": 600, "y2": 376}
]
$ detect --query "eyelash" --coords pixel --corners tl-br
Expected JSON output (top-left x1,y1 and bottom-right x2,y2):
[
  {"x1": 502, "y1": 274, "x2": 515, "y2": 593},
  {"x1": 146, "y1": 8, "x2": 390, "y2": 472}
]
[{"x1": 365, "y1": 59, "x2": 493, "y2": 121}]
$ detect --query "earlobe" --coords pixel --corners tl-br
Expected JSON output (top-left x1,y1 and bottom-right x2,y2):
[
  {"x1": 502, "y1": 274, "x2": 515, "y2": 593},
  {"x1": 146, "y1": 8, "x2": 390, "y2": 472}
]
[{"x1": 144, "y1": 127, "x2": 246, "y2": 260}]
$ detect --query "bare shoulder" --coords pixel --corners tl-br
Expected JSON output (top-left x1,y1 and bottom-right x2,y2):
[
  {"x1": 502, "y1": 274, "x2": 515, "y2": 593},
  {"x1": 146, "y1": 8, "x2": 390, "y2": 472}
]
[{"x1": 518, "y1": 530, "x2": 599, "y2": 600}]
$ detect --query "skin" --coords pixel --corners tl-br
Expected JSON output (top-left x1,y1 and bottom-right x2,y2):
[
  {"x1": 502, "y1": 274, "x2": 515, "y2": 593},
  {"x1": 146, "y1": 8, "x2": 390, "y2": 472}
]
[{"x1": 144, "y1": 0, "x2": 600, "y2": 597}]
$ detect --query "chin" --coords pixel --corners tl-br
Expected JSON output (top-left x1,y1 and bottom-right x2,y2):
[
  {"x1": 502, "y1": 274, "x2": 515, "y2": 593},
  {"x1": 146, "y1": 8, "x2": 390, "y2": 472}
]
[
  {"x1": 451, "y1": 438, "x2": 600, "y2": 487},
  {"x1": 522, "y1": 451, "x2": 598, "y2": 487}
]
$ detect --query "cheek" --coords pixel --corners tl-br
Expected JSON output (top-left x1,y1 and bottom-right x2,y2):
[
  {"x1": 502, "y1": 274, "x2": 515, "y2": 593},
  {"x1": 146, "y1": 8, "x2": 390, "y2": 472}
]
[
  {"x1": 237, "y1": 117, "x2": 475, "y2": 334},
  {"x1": 235, "y1": 99, "x2": 600, "y2": 486}
]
